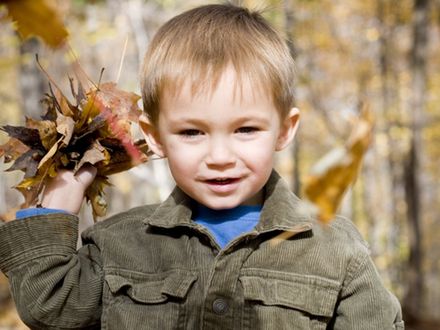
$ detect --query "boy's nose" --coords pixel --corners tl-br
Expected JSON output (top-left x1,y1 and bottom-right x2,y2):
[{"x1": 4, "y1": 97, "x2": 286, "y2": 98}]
[{"x1": 205, "y1": 137, "x2": 236, "y2": 167}]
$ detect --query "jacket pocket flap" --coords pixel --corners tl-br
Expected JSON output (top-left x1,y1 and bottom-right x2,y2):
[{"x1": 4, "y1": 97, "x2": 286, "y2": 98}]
[
  {"x1": 105, "y1": 269, "x2": 197, "y2": 304},
  {"x1": 240, "y1": 272, "x2": 340, "y2": 317}
]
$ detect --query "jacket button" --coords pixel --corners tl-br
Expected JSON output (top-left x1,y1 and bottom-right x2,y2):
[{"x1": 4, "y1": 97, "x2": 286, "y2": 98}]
[{"x1": 212, "y1": 298, "x2": 229, "y2": 315}]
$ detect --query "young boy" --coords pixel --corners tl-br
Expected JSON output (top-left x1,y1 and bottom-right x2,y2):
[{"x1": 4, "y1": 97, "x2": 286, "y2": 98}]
[{"x1": 0, "y1": 3, "x2": 403, "y2": 329}]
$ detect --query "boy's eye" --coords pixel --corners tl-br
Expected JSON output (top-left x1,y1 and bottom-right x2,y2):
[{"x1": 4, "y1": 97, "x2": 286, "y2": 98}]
[
  {"x1": 179, "y1": 129, "x2": 203, "y2": 137},
  {"x1": 236, "y1": 126, "x2": 258, "y2": 134}
]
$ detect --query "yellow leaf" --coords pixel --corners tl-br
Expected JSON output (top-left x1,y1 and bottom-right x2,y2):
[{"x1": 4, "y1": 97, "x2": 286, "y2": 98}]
[
  {"x1": 85, "y1": 176, "x2": 110, "y2": 221},
  {"x1": 15, "y1": 177, "x2": 38, "y2": 190},
  {"x1": 76, "y1": 97, "x2": 101, "y2": 130},
  {"x1": 37, "y1": 137, "x2": 60, "y2": 169},
  {"x1": 304, "y1": 104, "x2": 374, "y2": 223},
  {"x1": 3, "y1": 0, "x2": 68, "y2": 48},
  {"x1": 55, "y1": 91, "x2": 73, "y2": 117},
  {"x1": 15, "y1": 175, "x2": 44, "y2": 207},
  {"x1": 48, "y1": 162, "x2": 57, "y2": 177}
]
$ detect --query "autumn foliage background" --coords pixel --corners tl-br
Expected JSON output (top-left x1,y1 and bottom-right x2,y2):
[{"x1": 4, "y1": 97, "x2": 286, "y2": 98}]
[{"x1": 0, "y1": 0, "x2": 439, "y2": 329}]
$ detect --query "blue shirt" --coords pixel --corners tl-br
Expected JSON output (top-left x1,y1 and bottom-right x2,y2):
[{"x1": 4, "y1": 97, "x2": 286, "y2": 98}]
[{"x1": 193, "y1": 204, "x2": 261, "y2": 249}]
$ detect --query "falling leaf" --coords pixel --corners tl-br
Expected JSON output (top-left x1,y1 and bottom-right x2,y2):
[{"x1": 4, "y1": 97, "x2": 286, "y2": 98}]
[
  {"x1": 2, "y1": 0, "x2": 68, "y2": 47},
  {"x1": 303, "y1": 104, "x2": 374, "y2": 223}
]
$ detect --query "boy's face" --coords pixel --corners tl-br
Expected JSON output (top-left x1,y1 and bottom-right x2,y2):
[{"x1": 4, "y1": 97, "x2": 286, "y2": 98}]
[{"x1": 141, "y1": 68, "x2": 299, "y2": 210}]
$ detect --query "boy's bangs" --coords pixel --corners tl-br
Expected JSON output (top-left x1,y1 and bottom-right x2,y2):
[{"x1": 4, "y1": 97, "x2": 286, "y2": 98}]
[{"x1": 158, "y1": 59, "x2": 272, "y2": 105}]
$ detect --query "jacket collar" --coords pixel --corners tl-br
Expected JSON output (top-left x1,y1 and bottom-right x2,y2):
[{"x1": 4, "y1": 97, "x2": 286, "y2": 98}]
[{"x1": 144, "y1": 170, "x2": 314, "y2": 234}]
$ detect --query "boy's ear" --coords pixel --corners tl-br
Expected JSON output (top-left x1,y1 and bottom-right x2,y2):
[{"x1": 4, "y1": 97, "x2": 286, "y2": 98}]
[
  {"x1": 139, "y1": 114, "x2": 166, "y2": 158},
  {"x1": 275, "y1": 107, "x2": 300, "y2": 151}
]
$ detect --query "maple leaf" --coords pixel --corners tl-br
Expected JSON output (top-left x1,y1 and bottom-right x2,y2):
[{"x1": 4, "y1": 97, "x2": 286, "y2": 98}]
[{"x1": 0, "y1": 68, "x2": 149, "y2": 221}]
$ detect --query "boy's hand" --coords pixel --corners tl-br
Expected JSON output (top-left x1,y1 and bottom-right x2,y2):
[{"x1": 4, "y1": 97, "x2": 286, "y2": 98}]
[{"x1": 39, "y1": 165, "x2": 97, "y2": 215}]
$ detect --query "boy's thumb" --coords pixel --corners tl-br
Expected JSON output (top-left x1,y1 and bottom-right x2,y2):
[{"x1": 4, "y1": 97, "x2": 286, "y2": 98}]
[{"x1": 76, "y1": 164, "x2": 97, "y2": 187}]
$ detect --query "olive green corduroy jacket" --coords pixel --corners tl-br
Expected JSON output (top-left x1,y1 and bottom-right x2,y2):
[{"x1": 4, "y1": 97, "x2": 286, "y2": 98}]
[{"x1": 0, "y1": 171, "x2": 404, "y2": 329}]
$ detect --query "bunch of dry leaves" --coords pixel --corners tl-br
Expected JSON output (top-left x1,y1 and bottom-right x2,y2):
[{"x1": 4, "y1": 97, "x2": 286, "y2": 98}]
[{"x1": 0, "y1": 71, "x2": 149, "y2": 220}]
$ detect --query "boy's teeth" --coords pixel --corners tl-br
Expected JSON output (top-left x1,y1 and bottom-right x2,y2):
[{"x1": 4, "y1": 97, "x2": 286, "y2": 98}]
[{"x1": 208, "y1": 178, "x2": 233, "y2": 183}]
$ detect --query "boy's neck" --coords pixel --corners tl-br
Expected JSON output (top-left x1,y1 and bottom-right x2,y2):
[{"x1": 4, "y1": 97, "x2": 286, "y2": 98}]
[{"x1": 193, "y1": 202, "x2": 262, "y2": 221}]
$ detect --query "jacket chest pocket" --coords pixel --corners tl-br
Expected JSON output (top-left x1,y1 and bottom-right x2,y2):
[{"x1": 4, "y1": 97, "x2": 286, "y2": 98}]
[
  {"x1": 103, "y1": 269, "x2": 197, "y2": 330},
  {"x1": 239, "y1": 270, "x2": 340, "y2": 330}
]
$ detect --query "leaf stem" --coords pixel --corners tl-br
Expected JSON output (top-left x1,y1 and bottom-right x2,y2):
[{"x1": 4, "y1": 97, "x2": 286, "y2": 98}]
[{"x1": 116, "y1": 37, "x2": 129, "y2": 84}]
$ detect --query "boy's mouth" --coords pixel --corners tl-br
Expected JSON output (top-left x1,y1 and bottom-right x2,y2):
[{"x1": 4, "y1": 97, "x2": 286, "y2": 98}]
[{"x1": 205, "y1": 178, "x2": 239, "y2": 185}]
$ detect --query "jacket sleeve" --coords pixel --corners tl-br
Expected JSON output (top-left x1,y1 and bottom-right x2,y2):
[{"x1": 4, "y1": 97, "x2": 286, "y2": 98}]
[
  {"x1": 0, "y1": 214, "x2": 103, "y2": 329},
  {"x1": 332, "y1": 248, "x2": 404, "y2": 329}
]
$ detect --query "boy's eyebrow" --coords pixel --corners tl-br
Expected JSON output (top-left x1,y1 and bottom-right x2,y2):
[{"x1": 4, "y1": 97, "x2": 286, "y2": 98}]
[
  {"x1": 232, "y1": 114, "x2": 272, "y2": 125},
  {"x1": 165, "y1": 116, "x2": 205, "y2": 126}
]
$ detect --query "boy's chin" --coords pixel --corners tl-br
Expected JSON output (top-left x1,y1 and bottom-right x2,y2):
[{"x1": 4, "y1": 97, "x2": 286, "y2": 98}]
[
  {"x1": 195, "y1": 197, "x2": 261, "y2": 210},
  {"x1": 194, "y1": 197, "x2": 242, "y2": 210},
  {"x1": 201, "y1": 202, "x2": 240, "y2": 210}
]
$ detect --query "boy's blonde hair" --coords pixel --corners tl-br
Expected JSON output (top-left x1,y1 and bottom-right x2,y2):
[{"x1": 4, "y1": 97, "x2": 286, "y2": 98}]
[{"x1": 140, "y1": 3, "x2": 295, "y2": 125}]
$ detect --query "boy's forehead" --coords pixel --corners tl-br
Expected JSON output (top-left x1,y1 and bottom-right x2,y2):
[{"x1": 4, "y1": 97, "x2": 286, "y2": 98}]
[{"x1": 161, "y1": 66, "x2": 270, "y2": 105}]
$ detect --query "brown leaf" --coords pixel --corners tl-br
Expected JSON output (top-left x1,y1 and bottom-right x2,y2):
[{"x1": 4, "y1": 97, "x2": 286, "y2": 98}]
[
  {"x1": 1, "y1": 125, "x2": 43, "y2": 149},
  {"x1": 85, "y1": 176, "x2": 111, "y2": 220},
  {"x1": 0, "y1": 138, "x2": 29, "y2": 163},
  {"x1": 95, "y1": 82, "x2": 142, "y2": 122},
  {"x1": 59, "y1": 92, "x2": 75, "y2": 118},
  {"x1": 6, "y1": 149, "x2": 44, "y2": 178},
  {"x1": 69, "y1": 76, "x2": 87, "y2": 106},
  {"x1": 56, "y1": 113, "x2": 75, "y2": 146},
  {"x1": 15, "y1": 175, "x2": 45, "y2": 208},
  {"x1": 72, "y1": 113, "x2": 106, "y2": 144},
  {"x1": 40, "y1": 94, "x2": 58, "y2": 121},
  {"x1": 25, "y1": 117, "x2": 58, "y2": 150},
  {"x1": 99, "y1": 139, "x2": 149, "y2": 176},
  {"x1": 3, "y1": 0, "x2": 68, "y2": 47},
  {"x1": 74, "y1": 140, "x2": 108, "y2": 173},
  {"x1": 1, "y1": 71, "x2": 149, "y2": 220}
]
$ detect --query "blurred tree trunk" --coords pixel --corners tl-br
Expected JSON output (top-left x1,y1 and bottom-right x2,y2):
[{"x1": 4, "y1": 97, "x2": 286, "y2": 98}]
[
  {"x1": 18, "y1": 38, "x2": 46, "y2": 118},
  {"x1": 403, "y1": 0, "x2": 429, "y2": 321},
  {"x1": 377, "y1": 0, "x2": 406, "y2": 285},
  {"x1": 283, "y1": 0, "x2": 301, "y2": 196}
]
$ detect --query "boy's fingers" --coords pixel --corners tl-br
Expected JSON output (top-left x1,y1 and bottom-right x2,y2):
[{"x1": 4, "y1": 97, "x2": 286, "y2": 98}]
[{"x1": 39, "y1": 165, "x2": 97, "y2": 213}]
